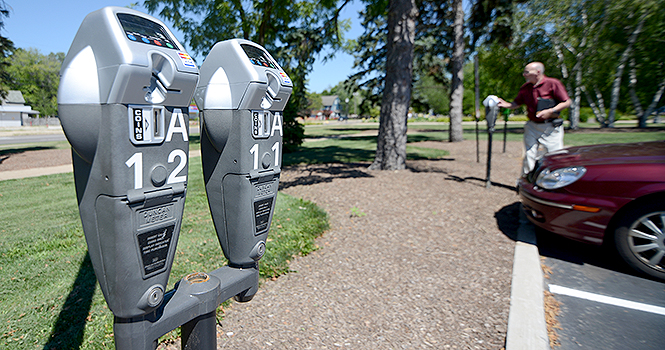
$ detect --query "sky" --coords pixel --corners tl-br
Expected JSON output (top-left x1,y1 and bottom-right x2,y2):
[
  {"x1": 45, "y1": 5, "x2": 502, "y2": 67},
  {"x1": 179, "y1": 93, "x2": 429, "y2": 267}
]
[{"x1": 3, "y1": 0, "x2": 365, "y2": 93}]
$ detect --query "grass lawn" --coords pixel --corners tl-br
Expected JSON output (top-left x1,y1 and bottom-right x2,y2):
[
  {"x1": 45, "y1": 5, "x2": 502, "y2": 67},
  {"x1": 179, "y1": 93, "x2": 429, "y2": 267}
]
[{"x1": 286, "y1": 119, "x2": 664, "y2": 165}]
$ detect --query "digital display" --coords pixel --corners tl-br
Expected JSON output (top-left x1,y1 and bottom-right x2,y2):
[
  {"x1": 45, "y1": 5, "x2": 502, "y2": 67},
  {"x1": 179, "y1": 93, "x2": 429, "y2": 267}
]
[
  {"x1": 241, "y1": 44, "x2": 278, "y2": 69},
  {"x1": 117, "y1": 13, "x2": 178, "y2": 50}
]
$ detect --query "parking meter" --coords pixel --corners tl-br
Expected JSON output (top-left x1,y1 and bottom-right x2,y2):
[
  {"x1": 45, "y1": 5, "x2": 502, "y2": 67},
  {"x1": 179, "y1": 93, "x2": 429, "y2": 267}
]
[
  {"x1": 58, "y1": 7, "x2": 198, "y2": 319},
  {"x1": 483, "y1": 95, "x2": 499, "y2": 132},
  {"x1": 194, "y1": 39, "x2": 292, "y2": 271}
]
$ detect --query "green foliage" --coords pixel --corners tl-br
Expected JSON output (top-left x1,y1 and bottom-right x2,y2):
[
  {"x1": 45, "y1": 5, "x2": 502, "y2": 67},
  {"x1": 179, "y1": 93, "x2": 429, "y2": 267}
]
[
  {"x1": 412, "y1": 73, "x2": 449, "y2": 115},
  {"x1": 144, "y1": 0, "x2": 353, "y2": 150},
  {"x1": 577, "y1": 107, "x2": 593, "y2": 123},
  {"x1": 0, "y1": 0, "x2": 14, "y2": 98},
  {"x1": 4, "y1": 48, "x2": 64, "y2": 117}
]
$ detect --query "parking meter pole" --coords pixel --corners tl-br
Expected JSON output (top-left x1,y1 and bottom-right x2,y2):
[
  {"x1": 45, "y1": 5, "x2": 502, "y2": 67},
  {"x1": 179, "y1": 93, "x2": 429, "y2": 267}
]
[
  {"x1": 503, "y1": 109, "x2": 508, "y2": 153},
  {"x1": 181, "y1": 311, "x2": 217, "y2": 350},
  {"x1": 475, "y1": 55, "x2": 480, "y2": 163},
  {"x1": 483, "y1": 96, "x2": 499, "y2": 189},
  {"x1": 486, "y1": 130, "x2": 493, "y2": 188}
]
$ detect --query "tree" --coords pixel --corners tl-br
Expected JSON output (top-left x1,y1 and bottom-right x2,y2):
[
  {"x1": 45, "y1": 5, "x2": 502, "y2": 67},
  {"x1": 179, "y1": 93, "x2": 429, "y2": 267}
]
[
  {"x1": 144, "y1": 0, "x2": 352, "y2": 151},
  {"x1": 448, "y1": 0, "x2": 464, "y2": 142},
  {"x1": 0, "y1": 0, "x2": 14, "y2": 98},
  {"x1": 5, "y1": 49, "x2": 63, "y2": 117},
  {"x1": 368, "y1": 0, "x2": 417, "y2": 170}
]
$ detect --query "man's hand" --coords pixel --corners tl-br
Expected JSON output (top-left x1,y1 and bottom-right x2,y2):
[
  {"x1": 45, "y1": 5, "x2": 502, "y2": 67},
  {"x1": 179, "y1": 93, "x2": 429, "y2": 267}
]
[
  {"x1": 497, "y1": 98, "x2": 513, "y2": 109},
  {"x1": 536, "y1": 108, "x2": 555, "y2": 120}
]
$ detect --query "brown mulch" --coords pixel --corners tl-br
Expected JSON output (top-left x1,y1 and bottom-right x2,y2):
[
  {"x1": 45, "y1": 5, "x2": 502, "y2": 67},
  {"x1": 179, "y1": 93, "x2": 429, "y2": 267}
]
[
  {"x1": 0, "y1": 148, "x2": 72, "y2": 171},
  {"x1": 207, "y1": 139, "x2": 523, "y2": 349}
]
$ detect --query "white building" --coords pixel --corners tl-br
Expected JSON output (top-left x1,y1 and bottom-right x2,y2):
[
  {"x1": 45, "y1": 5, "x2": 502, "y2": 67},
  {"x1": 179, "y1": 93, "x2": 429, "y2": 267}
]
[{"x1": 0, "y1": 90, "x2": 40, "y2": 127}]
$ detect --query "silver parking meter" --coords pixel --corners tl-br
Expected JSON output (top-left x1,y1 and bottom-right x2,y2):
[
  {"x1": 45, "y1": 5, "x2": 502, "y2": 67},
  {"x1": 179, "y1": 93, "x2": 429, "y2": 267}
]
[
  {"x1": 483, "y1": 95, "x2": 499, "y2": 132},
  {"x1": 58, "y1": 7, "x2": 198, "y2": 319},
  {"x1": 195, "y1": 39, "x2": 292, "y2": 272}
]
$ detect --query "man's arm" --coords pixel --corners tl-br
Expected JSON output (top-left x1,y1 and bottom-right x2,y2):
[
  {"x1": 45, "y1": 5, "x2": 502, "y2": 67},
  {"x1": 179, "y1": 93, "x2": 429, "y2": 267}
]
[
  {"x1": 536, "y1": 99, "x2": 571, "y2": 119},
  {"x1": 497, "y1": 98, "x2": 519, "y2": 109}
]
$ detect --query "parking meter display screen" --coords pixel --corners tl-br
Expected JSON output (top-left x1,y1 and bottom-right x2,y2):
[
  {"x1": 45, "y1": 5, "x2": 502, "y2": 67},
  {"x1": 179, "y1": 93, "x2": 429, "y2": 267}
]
[
  {"x1": 117, "y1": 13, "x2": 178, "y2": 50},
  {"x1": 241, "y1": 44, "x2": 277, "y2": 69}
]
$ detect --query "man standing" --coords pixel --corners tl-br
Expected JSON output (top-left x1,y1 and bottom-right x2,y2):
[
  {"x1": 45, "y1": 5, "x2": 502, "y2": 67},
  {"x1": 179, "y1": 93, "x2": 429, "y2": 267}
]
[{"x1": 497, "y1": 62, "x2": 571, "y2": 175}]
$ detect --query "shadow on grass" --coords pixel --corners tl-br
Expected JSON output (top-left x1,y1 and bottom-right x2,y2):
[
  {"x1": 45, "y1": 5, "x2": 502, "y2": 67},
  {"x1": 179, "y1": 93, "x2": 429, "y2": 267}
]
[{"x1": 44, "y1": 253, "x2": 96, "y2": 350}]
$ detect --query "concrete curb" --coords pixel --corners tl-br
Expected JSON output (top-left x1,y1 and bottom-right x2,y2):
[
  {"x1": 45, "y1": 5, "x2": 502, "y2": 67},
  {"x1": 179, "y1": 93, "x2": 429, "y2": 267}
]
[
  {"x1": 0, "y1": 164, "x2": 73, "y2": 181},
  {"x1": 505, "y1": 211, "x2": 550, "y2": 350}
]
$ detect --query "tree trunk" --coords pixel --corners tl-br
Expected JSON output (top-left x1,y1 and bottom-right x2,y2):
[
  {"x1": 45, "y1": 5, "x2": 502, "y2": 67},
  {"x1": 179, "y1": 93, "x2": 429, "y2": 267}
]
[
  {"x1": 448, "y1": 0, "x2": 464, "y2": 142},
  {"x1": 607, "y1": 13, "x2": 646, "y2": 127},
  {"x1": 369, "y1": 0, "x2": 417, "y2": 170},
  {"x1": 571, "y1": 64, "x2": 582, "y2": 129},
  {"x1": 639, "y1": 77, "x2": 665, "y2": 128}
]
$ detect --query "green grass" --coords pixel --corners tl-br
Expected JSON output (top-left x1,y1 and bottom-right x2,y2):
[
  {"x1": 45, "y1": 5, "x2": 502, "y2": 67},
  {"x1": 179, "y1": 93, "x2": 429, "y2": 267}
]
[
  {"x1": 294, "y1": 121, "x2": 665, "y2": 165},
  {"x1": 0, "y1": 156, "x2": 327, "y2": 349}
]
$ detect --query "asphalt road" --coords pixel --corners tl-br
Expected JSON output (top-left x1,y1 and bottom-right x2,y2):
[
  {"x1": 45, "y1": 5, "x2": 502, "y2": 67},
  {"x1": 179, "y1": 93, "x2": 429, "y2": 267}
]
[
  {"x1": 537, "y1": 229, "x2": 665, "y2": 349},
  {"x1": 0, "y1": 133, "x2": 67, "y2": 145}
]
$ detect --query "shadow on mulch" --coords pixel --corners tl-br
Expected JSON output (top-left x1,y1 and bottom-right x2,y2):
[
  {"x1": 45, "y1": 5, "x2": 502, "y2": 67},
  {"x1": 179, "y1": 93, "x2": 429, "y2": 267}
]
[
  {"x1": 279, "y1": 162, "x2": 374, "y2": 190},
  {"x1": 407, "y1": 161, "x2": 517, "y2": 191},
  {"x1": 0, "y1": 146, "x2": 54, "y2": 165},
  {"x1": 495, "y1": 202, "x2": 522, "y2": 242}
]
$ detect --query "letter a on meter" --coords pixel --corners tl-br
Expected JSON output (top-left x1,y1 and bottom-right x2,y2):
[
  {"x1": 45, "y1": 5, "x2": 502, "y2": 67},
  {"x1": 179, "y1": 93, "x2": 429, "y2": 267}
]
[{"x1": 58, "y1": 6, "x2": 199, "y2": 319}]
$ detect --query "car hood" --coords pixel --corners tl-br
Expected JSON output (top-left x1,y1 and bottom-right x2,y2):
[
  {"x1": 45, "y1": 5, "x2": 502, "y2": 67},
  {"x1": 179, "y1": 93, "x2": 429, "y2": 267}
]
[{"x1": 543, "y1": 141, "x2": 665, "y2": 168}]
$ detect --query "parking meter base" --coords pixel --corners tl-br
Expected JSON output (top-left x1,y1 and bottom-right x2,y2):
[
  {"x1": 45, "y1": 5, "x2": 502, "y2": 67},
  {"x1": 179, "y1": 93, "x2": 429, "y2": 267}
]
[{"x1": 112, "y1": 265, "x2": 259, "y2": 350}]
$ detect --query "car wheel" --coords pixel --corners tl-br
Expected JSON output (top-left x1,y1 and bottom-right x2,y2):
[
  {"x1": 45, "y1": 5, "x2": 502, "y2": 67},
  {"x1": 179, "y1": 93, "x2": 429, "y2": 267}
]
[{"x1": 614, "y1": 203, "x2": 665, "y2": 281}]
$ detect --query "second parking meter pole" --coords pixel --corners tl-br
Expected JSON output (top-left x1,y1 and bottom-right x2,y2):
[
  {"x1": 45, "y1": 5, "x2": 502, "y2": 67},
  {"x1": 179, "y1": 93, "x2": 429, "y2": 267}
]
[
  {"x1": 483, "y1": 96, "x2": 500, "y2": 189},
  {"x1": 503, "y1": 108, "x2": 509, "y2": 153}
]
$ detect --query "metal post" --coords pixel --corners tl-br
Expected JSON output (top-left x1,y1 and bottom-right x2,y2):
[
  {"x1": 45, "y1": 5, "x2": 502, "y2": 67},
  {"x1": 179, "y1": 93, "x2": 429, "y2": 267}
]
[
  {"x1": 503, "y1": 111, "x2": 508, "y2": 153},
  {"x1": 181, "y1": 311, "x2": 217, "y2": 350},
  {"x1": 475, "y1": 55, "x2": 480, "y2": 163},
  {"x1": 486, "y1": 130, "x2": 493, "y2": 188}
]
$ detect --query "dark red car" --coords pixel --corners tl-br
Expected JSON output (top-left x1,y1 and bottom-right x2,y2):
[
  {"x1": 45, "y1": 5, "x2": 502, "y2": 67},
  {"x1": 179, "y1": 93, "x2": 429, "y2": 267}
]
[{"x1": 518, "y1": 141, "x2": 665, "y2": 280}]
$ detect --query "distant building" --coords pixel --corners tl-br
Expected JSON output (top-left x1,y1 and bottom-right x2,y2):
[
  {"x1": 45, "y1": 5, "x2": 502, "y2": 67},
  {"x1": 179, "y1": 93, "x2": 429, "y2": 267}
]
[
  {"x1": 0, "y1": 90, "x2": 40, "y2": 126},
  {"x1": 312, "y1": 95, "x2": 341, "y2": 120}
]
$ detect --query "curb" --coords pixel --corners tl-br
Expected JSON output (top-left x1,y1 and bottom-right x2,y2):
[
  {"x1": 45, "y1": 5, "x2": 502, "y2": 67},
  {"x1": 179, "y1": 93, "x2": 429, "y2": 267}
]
[
  {"x1": 505, "y1": 210, "x2": 550, "y2": 350},
  {"x1": 0, "y1": 164, "x2": 73, "y2": 181}
]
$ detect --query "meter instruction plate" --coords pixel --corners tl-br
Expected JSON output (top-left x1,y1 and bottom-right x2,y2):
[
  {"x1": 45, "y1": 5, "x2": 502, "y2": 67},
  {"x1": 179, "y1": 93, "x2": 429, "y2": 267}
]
[
  {"x1": 253, "y1": 197, "x2": 273, "y2": 234},
  {"x1": 137, "y1": 224, "x2": 175, "y2": 276}
]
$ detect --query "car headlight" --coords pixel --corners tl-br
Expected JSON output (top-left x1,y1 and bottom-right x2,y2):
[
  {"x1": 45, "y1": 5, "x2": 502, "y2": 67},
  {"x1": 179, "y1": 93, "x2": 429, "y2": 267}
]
[{"x1": 536, "y1": 166, "x2": 587, "y2": 189}]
